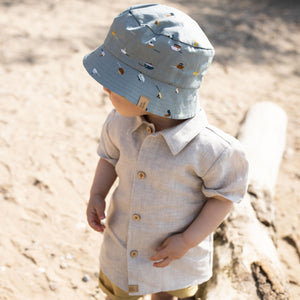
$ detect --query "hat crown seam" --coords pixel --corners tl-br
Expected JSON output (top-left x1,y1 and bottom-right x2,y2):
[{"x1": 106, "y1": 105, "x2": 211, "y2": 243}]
[{"x1": 128, "y1": 10, "x2": 214, "y2": 51}]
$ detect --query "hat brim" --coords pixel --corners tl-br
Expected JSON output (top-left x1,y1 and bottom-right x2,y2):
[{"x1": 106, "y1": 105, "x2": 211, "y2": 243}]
[{"x1": 83, "y1": 45, "x2": 200, "y2": 119}]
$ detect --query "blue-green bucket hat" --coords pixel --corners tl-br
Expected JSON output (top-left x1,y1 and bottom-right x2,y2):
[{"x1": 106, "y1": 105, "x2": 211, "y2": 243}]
[{"x1": 83, "y1": 3, "x2": 215, "y2": 119}]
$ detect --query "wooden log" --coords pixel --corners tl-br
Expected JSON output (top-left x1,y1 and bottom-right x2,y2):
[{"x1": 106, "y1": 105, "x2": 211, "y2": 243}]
[
  {"x1": 237, "y1": 102, "x2": 287, "y2": 230},
  {"x1": 197, "y1": 102, "x2": 288, "y2": 300},
  {"x1": 238, "y1": 102, "x2": 287, "y2": 196}
]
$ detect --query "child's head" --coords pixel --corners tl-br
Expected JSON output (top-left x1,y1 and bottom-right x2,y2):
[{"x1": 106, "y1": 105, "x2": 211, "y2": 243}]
[{"x1": 83, "y1": 4, "x2": 214, "y2": 119}]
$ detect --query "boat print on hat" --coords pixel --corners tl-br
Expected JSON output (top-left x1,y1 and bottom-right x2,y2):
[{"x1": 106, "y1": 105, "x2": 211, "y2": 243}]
[
  {"x1": 156, "y1": 85, "x2": 162, "y2": 99},
  {"x1": 193, "y1": 68, "x2": 200, "y2": 75},
  {"x1": 164, "y1": 110, "x2": 171, "y2": 118},
  {"x1": 166, "y1": 12, "x2": 175, "y2": 17},
  {"x1": 146, "y1": 39, "x2": 160, "y2": 53},
  {"x1": 146, "y1": 41, "x2": 155, "y2": 49},
  {"x1": 177, "y1": 63, "x2": 184, "y2": 70},
  {"x1": 171, "y1": 44, "x2": 181, "y2": 52},
  {"x1": 193, "y1": 40, "x2": 199, "y2": 47},
  {"x1": 140, "y1": 62, "x2": 154, "y2": 70},
  {"x1": 92, "y1": 68, "x2": 100, "y2": 78},
  {"x1": 117, "y1": 62, "x2": 124, "y2": 75},
  {"x1": 99, "y1": 49, "x2": 105, "y2": 57},
  {"x1": 137, "y1": 73, "x2": 145, "y2": 82},
  {"x1": 121, "y1": 48, "x2": 129, "y2": 56}
]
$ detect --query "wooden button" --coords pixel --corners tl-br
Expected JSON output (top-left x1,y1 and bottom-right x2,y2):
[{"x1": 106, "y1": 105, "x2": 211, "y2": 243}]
[
  {"x1": 130, "y1": 250, "x2": 138, "y2": 258},
  {"x1": 146, "y1": 126, "x2": 152, "y2": 134},
  {"x1": 132, "y1": 214, "x2": 141, "y2": 221},
  {"x1": 137, "y1": 171, "x2": 146, "y2": 179}
]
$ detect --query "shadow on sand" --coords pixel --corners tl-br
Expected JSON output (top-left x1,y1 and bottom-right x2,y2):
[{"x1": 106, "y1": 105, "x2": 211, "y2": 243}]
[{"x1": 171, "y1": 0, "x2": 300, "y2": 65}]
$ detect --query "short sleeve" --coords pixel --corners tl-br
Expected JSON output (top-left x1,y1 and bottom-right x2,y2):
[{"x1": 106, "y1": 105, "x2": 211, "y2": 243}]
[
  {"x1": 201, "y1": 144, "x2": 249, "y2": 203},
  {"x1": 97, "y1": 110, "x2": 120, "y2": 167}
]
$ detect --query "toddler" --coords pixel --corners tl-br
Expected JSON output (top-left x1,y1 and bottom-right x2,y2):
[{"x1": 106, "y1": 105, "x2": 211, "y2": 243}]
[{"x1": 84, "y1": 4, "x2": 248, "y2": 300}]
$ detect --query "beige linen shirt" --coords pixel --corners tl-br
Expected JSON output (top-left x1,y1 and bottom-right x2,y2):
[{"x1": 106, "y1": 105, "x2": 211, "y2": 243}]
[{"x1": 97, "y1": 109, "x2": 248, "y2": 295}]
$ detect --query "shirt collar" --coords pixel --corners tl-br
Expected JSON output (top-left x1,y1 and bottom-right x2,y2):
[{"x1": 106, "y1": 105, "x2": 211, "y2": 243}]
[{"x1": 131, "y1": 108, "x2": 208, "y2": 156}]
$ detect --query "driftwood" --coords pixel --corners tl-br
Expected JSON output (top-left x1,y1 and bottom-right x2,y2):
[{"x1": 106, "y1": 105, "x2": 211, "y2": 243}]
[
  {"x1": 238, "y1": 102, "x2": 287, "y2": 234},
  {"x1": 197, "y1": 102, "x2": 288, "y2": 300}
]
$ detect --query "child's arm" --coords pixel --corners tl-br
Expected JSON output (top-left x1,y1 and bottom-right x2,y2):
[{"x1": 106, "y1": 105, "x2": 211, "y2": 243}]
[
  {"x1": 150, "y1": 196, "x2": 233, "y2": 268},
  {"x1": 86, "y1": 158, "x2": 117, "y2": 232}
]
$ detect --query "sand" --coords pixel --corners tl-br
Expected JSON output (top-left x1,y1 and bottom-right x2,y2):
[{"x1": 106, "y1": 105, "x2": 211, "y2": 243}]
[{"x1": 0, "y1": 0, "x2": 299, "y2": 299}]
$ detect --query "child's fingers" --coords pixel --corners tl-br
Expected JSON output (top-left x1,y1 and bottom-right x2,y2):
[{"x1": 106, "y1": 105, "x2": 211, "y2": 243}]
[
  {"x1": 150, "y1": 247, "x2": 168, "y2": 261},
  {"x1": 87, "y1": 209, "x2": 106, "y2": 232},
  {"x1": 90, "y1": 220, "x2": 105, "y2": 232},
  {"x1": 86, "y1": 195, "x2": 106, "y2": 232},
  {"x1": 96, "y1": 206, "x2": 106, "y2": 221},
  {"x1": 92, "y1": 222, "x2": 106, "y2": 232},
  {"x1": 152, "y1": 257, "x2": 172, "y2": 268},
  {"x1": 90, "y1": 219, "x2": 106, "y2": 232}
]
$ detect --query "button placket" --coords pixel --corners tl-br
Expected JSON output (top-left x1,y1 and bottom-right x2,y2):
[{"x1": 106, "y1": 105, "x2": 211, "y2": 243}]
[{"x1": 127, "y1": 135, "x2": 154, "y2": 293}]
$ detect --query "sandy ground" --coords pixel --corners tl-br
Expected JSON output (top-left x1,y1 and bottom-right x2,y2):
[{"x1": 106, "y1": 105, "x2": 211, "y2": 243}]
[{"x1": 0, "y1": 0, "x2": 299, "y2": 299}]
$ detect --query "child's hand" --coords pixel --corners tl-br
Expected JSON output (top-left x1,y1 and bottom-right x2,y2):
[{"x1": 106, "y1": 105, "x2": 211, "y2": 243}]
[
  {"x1": 150, "y1": 233, "x2": 190, "y2": 268},
  {"x1": 86, "y1": 194, "x2": 106, "y2": 232}
]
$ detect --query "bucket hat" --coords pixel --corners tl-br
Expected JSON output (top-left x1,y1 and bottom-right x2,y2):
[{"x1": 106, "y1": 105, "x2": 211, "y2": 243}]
[{"x1": 83, "y1": 3, "x2": 215, "y2": 119}]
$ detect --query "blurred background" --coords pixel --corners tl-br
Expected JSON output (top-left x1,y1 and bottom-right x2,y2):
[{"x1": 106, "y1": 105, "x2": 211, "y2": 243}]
[{"x1": 0, "y1": 0, "x2": 299, "y2": 299}]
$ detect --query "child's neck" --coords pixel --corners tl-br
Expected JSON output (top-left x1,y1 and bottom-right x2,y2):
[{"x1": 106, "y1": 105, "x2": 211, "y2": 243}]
[{"x1": 144, "y1": 113, "x2": 185, "y2": 132}]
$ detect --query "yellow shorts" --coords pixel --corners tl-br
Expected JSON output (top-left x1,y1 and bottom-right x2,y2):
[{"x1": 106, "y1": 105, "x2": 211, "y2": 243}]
[{"x1": 99, "y1": 270, "x2": 198, "y2": 300}]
